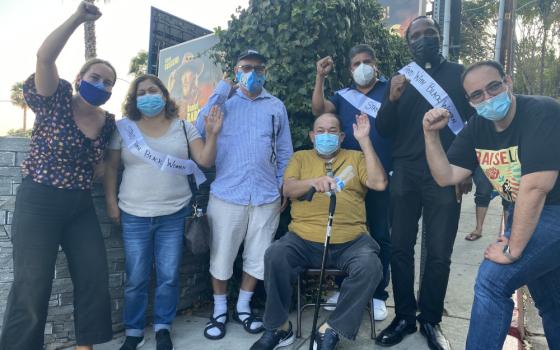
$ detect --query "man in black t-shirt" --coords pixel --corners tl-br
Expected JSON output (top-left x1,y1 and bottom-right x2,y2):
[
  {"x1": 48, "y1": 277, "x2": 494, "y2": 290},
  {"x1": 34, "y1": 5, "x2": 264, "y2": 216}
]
[
  {"x1": 375, "y1": 16, "x2": 472, "y2": 349},
  {"x1": 423, "y1": 60, "x2": 560, "y2": 350}
]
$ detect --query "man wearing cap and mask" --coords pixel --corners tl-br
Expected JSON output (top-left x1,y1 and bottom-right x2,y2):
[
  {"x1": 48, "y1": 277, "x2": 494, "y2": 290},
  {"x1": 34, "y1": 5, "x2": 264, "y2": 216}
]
[
  {"x1": 374, "y1": 16, "x2": 473, "y2": 349},
  {"x1": 312, "y1": 44, "x2": 392, "y2": 322},
  {"x1": 195, "y1": 49, "x2": 293, "y2": 341}
]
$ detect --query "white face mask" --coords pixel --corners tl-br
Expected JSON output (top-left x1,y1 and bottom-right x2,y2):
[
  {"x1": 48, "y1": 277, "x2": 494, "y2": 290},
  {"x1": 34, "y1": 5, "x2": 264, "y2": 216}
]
[{"x1": 352, "y1": 63, "x2": 375, "y2": 87}]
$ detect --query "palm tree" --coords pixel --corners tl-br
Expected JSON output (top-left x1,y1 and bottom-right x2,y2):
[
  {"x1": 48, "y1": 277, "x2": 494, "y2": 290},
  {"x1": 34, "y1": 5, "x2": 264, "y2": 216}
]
[
  {"x1": 128, "y1": 50, "x2": 148, "y2": 78},
  {"x1": 84, "y1": 0, "x2": 110, "y2": 60},
  {"x1": 10, "y1": 81, "x2": 28, "y2": 131}
]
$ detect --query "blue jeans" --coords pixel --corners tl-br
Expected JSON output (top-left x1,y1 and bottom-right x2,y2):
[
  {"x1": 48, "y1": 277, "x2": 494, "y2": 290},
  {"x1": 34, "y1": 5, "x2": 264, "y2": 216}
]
[
  {"x1": 121, "y1": 207, "x2": 188, "y2": 337},
  {"x1": 466, "y1": 205, "x2": 560, "y2": 350}
]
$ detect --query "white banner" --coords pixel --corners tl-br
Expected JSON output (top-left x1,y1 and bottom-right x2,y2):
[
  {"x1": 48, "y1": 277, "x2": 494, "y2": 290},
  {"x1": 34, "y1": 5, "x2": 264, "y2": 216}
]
[
  {"x1": 117, "y1": 119, "x2": 207, "y2": 187},
  {"x1": 336, "y1": 88, "x2": 382, "y2": 119},
  {"x1": 399, "y1": 62, "x2": 465, "y2": 135}
]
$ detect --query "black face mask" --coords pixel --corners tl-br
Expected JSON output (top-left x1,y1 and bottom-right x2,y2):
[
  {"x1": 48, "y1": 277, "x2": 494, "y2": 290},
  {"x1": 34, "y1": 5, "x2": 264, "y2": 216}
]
[{"x1": 410, "y1": 36, "x2": 440, "y2": 68}]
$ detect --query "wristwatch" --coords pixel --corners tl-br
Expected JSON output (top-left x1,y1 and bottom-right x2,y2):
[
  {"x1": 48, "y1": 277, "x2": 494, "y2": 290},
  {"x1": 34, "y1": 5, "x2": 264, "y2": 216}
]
[{"x1": 502, "y1": 244, "x2": 520, "y2": 262}]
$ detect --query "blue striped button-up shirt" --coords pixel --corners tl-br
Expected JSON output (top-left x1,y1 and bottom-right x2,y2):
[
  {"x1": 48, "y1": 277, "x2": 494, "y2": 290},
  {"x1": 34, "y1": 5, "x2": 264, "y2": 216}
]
[{"x1": 195, "y1": 80, "x2": 293, "y2": 206}]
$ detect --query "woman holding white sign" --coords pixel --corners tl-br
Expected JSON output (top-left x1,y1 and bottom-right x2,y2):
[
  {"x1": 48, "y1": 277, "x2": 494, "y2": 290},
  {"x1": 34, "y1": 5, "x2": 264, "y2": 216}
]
[{"x1": 104, "y1": 74, "x2": 222, "y2": 350}]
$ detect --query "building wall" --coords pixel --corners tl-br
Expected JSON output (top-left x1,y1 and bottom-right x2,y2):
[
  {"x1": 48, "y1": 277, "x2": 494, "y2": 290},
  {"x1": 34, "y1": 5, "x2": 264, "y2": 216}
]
[{"x1": 0, "y1": 137, "x2": 211, "y2": 349}]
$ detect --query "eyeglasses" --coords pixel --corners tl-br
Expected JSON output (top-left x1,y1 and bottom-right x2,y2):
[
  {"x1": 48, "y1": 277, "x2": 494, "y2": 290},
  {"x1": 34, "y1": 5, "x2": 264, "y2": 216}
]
[
  {"x1": 467, "y1": 80, "x2": 506, "y2": 104},
  {"x1": 270, "y1": 115, "x2": 278, "y2": 164},
  {"x1": 238, "y1": 64, "x2": 266, "y2": 74}
]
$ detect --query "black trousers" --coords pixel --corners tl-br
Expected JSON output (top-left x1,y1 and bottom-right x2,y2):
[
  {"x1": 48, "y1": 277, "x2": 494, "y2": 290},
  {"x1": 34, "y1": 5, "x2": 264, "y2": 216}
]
[
  {"x1": 390, "y1": 163, "x2": 461, "y2": 324},
  {"x1": 262, "y1": 232, "x2": 382, "y2": 340},
  {"x1": 0, "y1": 178, "x2": 112, "y2": 350},
  {"x1": 365, "y1": 188, "x2": 391, "y2": 301}
]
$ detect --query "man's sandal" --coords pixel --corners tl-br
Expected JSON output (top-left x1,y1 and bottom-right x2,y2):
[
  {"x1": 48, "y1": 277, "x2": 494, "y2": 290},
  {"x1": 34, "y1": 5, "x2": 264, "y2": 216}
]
[
  {"x1": 233, "y1": 309, "x2": 264, "y2": 334},
  {"x1": 465, "y1": 232, "x2": 482, "y2": 241},
  {"x1": 203, "y1": 313, "x2": 228, "y2": 340}
]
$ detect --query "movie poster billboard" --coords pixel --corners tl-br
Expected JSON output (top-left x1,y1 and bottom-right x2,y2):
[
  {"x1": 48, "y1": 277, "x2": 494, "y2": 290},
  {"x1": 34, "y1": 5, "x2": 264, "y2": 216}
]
[{"x1": 158, "y1": 33, "x2": 222, "y2": 122}]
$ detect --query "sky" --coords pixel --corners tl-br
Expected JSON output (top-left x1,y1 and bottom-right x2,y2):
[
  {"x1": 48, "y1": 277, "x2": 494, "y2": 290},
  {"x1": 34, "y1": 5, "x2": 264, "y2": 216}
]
[{"x1": 0, "y1": 0, "x2": 249, "y2": 135}]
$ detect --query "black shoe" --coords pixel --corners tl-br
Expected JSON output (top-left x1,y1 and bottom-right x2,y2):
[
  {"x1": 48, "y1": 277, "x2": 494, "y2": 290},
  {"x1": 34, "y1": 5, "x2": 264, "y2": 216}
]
[
  {"x1": 119, "y1": 336, "x2": 145, "y2": 350},
  {"x1": 233, "y1": 309, "x2": 265, "y2": 334},
  {"x1": 156, "y1": 329, "x2": 174, "y2": 350},
  {"x1": 313, "y1": 327, "x2": 340, "y2": 350},
  {"x1": 420, "y1": 322, "x2": 451, "y2": 350},
  {"x1": 250, "y1": 321, "x2": 295, "y2": 350},
  {"x1": 375, "y1": 317, "x2": 417, "y2": 346}
]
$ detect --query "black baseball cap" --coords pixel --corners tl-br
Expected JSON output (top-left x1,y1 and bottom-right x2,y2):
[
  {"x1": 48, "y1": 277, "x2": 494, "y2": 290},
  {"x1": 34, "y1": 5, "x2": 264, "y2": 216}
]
[{"x1": 237, "y1": 49, "x2": 267, "y2": 63}]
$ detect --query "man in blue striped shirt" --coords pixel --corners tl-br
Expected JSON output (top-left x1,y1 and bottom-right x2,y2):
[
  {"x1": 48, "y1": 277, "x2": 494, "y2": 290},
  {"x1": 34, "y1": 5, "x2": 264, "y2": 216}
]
[{"x1": 195, "y1": 49, "x2": 293, "y2": 341}]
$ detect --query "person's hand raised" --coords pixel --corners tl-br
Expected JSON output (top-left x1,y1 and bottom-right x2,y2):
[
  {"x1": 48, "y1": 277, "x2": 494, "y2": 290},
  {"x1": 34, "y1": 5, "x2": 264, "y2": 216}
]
[
  {"x1": 389, "y1": 74, "x2": 408, "y2": 102},
  {"x1": 316, "y1": 56, "x2": 334, "y2": 77},
  {"x1": 423, "y1": 108, "x2": 450, "y2": 133},
  {"x1": 74, "y1": 1, "x2": 102, "y2": 23},
  {"x1": 205, "y1": 105, "x2": 224, "y2": 137},
  {"x1": 353, "y1": 113, "x2": 371, "y2": 142}
]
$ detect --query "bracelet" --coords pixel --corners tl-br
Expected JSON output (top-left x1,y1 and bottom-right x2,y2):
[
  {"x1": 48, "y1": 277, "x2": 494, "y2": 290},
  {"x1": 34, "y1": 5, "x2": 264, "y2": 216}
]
[{"x1": 502, "y1": 244, "x2": 520, "y2": 262}]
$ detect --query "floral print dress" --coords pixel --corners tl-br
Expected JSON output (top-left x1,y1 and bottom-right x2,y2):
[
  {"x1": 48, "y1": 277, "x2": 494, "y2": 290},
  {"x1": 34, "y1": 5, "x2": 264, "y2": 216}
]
[{"x1": 21, "y1": 74, "x2": 116, "y2": 190}]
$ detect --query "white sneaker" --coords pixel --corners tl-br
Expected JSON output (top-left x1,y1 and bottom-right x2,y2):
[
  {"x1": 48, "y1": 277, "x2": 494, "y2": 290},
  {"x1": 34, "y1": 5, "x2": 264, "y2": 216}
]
[
  {"x1": 323, "y1": 291, "x2": 340, "y2": 311},
  {"x1": 372, "y1": 298, "x2": 388, "y2": 321}
]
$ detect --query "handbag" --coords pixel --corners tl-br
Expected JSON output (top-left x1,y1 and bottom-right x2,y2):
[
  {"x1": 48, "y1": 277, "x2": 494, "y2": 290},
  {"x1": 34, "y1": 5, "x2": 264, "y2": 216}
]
[{"x1": 181, "y1": 121, "x2": 210, "y2": 255}]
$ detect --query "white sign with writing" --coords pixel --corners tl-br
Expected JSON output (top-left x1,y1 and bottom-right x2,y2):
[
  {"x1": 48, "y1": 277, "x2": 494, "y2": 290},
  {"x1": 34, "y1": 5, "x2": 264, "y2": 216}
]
[
  {"x1": 116, "y1": 118, "x2": 207, "y2": 186},
  {"x1": 336, "y1": 88, "x2": 382, "y2": 119},
  {"x1": 399, "y1": 62, "x2": 465, "y2": 135}
]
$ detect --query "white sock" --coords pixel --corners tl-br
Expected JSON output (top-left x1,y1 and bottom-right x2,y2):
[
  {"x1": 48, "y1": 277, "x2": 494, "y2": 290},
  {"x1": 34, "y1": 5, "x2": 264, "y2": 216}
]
[
  {"x1": 236, "y1": 289, "x2": 262, "y2": 331},
  {"x1": 206, "y1": 294, "x2": 227, "y2": 337}
]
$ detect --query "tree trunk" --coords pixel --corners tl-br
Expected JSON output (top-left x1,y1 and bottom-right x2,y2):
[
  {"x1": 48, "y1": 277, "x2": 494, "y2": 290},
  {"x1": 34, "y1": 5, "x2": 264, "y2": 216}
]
[
  {"x1": 23, "y1": 106, "x2": 27, "y2": 131},
  {"x1": 84, "y1": 0, "x2": 96, "y2": 60}
]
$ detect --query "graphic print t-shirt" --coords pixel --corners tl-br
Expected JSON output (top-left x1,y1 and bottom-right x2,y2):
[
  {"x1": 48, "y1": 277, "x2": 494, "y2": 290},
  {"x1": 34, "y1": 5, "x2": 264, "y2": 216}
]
[{"x1": 447, "y1": 95, "x2": 560, "y2": 205}]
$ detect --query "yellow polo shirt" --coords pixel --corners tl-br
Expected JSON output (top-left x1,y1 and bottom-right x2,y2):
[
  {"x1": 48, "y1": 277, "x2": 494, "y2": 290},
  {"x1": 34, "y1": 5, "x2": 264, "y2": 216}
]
[{"x1": 284, "y1": 149, "x2": 369, "y2": 243}]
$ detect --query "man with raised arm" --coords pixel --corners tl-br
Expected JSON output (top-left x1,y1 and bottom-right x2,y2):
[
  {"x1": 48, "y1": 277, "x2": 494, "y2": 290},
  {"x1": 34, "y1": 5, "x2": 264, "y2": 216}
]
[{"x1": 423, "y1": 60, "x2": 560, "y2": 350}]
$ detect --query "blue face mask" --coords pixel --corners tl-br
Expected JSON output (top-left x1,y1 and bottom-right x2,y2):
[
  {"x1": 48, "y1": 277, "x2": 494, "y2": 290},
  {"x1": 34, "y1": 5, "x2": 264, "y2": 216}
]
[
  {"x1": 314, "y1": 133, "x2": 340, "y2": 156},
  {"x1": 79, "y1": 80, "x2": 111, "y2": 106},
  {"x1": 236, "y1": 71, "x2": 266, "y2": 94},
  {"x1": 474, "y1": 90, "x2": 512, "y2": 121},
  {"x1": 137, "y1": 94, "x2": 165, "y2": 117}
]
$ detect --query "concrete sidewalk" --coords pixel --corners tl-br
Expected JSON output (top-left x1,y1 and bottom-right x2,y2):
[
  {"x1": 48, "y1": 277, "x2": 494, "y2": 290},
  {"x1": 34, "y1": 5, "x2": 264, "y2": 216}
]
[{"x1": 82, "y1": 194, "x2": 514, "y2": 350}]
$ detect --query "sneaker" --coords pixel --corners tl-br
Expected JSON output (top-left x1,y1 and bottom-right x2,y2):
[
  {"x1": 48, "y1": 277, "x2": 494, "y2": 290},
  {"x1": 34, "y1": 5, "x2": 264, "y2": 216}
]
[
  {"x1": 119, "y1": 336, "x2": 145, "y2": 350},
  {"x1": 313, "y1": 327, "x2": 340, "y2": 350},
  {"x1": 156, "y1": 329, "x2": 174, "y2": 350},
  {"x1": 250, "y1": 321, "x2": 295, "y2": 350},
  {"x1": 323, "y1": 291, "x2": 340, "y2": 311},
  {"x1": 373, "y1": 298, "x2": 388, "y2": 321}
]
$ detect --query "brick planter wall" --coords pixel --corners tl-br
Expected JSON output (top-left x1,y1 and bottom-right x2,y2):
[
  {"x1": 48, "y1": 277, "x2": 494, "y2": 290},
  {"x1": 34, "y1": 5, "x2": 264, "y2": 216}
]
[{"x1": 0, "y1": 136, "x2": 212, "y2": 349}]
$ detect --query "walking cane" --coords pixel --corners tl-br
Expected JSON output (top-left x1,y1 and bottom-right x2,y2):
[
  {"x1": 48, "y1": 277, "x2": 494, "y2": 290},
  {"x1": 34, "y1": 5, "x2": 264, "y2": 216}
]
[{"x1": 300, "y1": 187, "x2": 337, "y2": 350}]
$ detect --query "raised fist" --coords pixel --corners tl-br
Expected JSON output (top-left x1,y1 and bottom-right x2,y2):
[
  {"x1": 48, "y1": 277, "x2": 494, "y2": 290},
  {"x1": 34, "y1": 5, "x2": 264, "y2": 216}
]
[
  {"x1": 389, "y1": 74, "x2": 408, "y2": 102},
  {"x1": 423, "y1": 108, "x2": 450, "y2": 133},
  {"x1": 316, "y1": 56, "x2": 334, "y2": 77},
  {"x1": 75, "y1": 1, "x2": 102, "y2": 23}
]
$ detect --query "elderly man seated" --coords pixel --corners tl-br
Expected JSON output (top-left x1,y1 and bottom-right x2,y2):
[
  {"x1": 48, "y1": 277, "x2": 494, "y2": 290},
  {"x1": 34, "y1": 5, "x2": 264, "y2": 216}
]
[{"x1": 250, "y1": 112, "x2": 388, "y2": 350}]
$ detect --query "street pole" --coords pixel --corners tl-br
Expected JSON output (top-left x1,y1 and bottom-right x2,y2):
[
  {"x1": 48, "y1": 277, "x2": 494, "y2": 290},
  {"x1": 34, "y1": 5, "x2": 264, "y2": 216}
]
[
  {"x1": 495, "y1": 0, "x2": 516, "y2": 75},
  {"x1": 495, "y1": 0, "x2": 506, "y2": 62},
  {"x1": 441, "y1": 0, "x2": 452, "y2": 57},
  {"x1": 502, "y1": 0, "x2": 516, "y2": 76},
  {"x1": 419, "y1": 0, "x2": 427, "y2": 16}
]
